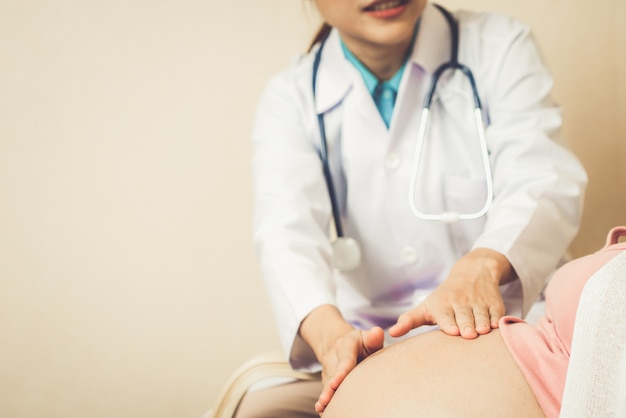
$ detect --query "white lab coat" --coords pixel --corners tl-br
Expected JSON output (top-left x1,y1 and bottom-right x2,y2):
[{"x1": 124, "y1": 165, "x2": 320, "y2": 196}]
[{"x1": 252, "y1": 3, "x2": 587, "y2": 372}]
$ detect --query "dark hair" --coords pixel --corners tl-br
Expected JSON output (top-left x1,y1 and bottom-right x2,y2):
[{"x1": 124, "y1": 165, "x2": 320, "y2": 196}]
[{"x1": 308, "y1": 22, "x2": 332, "y2": 52}]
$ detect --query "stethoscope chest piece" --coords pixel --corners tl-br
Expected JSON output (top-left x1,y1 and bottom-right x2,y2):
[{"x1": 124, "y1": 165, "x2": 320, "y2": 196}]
[{"x1": 331, "y1": 237, "x2": 361, "y2": 272}]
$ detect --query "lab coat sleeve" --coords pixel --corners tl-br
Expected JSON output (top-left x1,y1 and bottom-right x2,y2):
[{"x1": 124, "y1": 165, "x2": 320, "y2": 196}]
[
  {"x1": 251, "y1": 69, "x2": 335, "y2": 371},
  {"x1": 472, "y1": 18, "x2": 588, "y2": 316}
]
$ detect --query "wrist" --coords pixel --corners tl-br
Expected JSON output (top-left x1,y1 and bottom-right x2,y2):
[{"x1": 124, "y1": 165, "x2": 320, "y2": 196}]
[
  {"x1": 469, "y1": 248, "x2": 516, "y2": 284},
  {"x1": 298, "y1": 304, "x2": 354, "y2": 361}
]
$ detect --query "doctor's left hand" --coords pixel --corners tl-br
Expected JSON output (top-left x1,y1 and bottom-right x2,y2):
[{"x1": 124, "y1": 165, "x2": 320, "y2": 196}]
[
  {"x1": 298, "y1": 304, "x2": 384, "y2": 415},
  {"x1": 314, "y1": 325, "x2": 384, "y2": 414},
  {"x1": 389, "y1": 248, "x2": 514, "y2": 339}
]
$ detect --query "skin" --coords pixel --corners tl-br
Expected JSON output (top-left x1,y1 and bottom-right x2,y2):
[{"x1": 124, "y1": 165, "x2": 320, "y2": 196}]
[
  {"x1": 300, "y1": 0, "x2": 518, "y2": 414},
  {"x1": 322, "y1": 329, "x2": 545, "y2": 418},
  {"x1": 314, "y1": 0, "x2": 426, "y2": 80}
]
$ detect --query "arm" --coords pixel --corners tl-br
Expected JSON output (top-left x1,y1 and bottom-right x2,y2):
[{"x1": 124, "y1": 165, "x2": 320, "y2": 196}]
[
  {"x1": 252, "y1": 70, "x2": 336, "y2": 371},
  {"x1": 253, "y1": 69, "x2": 385, "y2": 413},
  {"x1": 392, "y1": 14, "x2": 586, "y2": 338},
  {"x1": 475, "y1": 19, "x2": 587, "y2": 317}
]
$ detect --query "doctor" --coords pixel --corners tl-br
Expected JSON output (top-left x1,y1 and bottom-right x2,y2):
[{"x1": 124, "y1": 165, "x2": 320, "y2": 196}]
[{"x1": 244, "y1": 0, "x2": 587, "y2": 416}]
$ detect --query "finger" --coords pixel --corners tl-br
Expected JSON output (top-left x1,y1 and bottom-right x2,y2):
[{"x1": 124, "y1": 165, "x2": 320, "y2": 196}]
[
  {"x1": 489, "y1": 303, "x2": 505, "y2": 328},
  {"x1": 316, "y1": 386, "x2": 334, "y2": 413},
  {"x1": 318, "y1": 366, "x2": 345, "y2": 413},
  {"x1": 433, "y1": 307, "x2": 461, "y2": 336},
  {"x1": 388, "y1": 314, "x2": 412, "y2": 337},
  {"x1": 473, "y1": 307, "x2": 491, "y2": 335},
  {"x1": 389, "y1": 308, "x2": 429, "y2": 338},
  {"x1": 315, "y1": 398, "x2": 323, "y2": 414},
  {"x1": 317, "y1": 355, "x2": 357, "y2": 413},
  {"x1": 327, "y1": 356, "x2": 355, "y2": 390},
  {"x1": 451, "y1": 306, "x2": 478, "y2": 339},
  {"x1": 361, "y1": 327, "x2": 385, "y2": 355}
]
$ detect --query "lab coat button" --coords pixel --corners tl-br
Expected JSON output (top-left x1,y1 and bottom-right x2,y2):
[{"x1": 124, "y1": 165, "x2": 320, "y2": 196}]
[
  {"x1": 401, "y1": 246, "x2": 419, "y2": 264},
  {"x1": 385, "y1": 153, "x2": 401, "y2": 170}
]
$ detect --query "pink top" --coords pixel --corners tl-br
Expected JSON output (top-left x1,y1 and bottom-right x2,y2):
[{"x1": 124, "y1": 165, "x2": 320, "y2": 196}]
[{"x1": 499, "y1": 227, "x2": 626, "y2": 418}]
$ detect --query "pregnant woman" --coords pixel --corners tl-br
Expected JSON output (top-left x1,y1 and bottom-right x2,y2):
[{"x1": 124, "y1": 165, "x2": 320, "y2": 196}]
[{"x1": 322, "y1": 227, "x2": 626, "y2": 418}]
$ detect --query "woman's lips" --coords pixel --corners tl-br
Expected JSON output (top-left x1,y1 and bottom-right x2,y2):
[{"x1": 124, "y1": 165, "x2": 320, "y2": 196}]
[{"x1": 363, "y1": 0, "x2": 409, "y2": 18}]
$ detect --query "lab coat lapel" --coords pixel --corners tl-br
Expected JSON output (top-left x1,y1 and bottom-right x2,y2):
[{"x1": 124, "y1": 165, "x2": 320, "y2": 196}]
[
  {"x1": 317, "y1": 29, "x2": 389, "y2": 156},
  {"x1": 314, "y1": 30, "x2": 353, "y2": 115},
  {"x1": 314, "y1": 3, "x2": 453, "y2": 122},
  {"x1": 390, "y1": 3, "x2": 453, "y2": 148},
  {"x1": 409, "y1": 2, "x2": 452, "y2": 75}
]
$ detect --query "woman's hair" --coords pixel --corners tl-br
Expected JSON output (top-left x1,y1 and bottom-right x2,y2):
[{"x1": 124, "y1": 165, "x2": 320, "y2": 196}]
[{"x1": 308, "y1": 22, "x2": 332, "y2": 52}]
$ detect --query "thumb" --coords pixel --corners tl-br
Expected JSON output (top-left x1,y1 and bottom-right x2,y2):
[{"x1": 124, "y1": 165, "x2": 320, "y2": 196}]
[
  {"x1": 361, "y1": 326, "x2": 384, "y2": 355},
  {"x1": 388, "y1": 307, "x2": 431, "y2": 338}
]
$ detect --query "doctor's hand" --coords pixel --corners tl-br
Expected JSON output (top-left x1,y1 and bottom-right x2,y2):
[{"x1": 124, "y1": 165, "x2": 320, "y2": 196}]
[
  {"x1": 389, "y1": 248, "x2": 514, "y2": 339},
  {"x1": 298, "y1": 305, "x2": 384, "y2": 415},
  {"x1": 315, "y1": 326, "x2": 384, "y2": 414}
]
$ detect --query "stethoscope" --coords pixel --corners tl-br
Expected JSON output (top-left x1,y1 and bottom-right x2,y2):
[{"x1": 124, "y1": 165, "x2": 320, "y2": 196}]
[{"x1": 312, "y1": 4, "x2": 493, "y2": 272}]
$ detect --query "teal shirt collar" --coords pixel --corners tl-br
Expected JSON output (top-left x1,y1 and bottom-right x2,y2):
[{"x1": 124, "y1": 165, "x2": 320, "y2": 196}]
[
  {"x1": 339, "y1": 19, "x2": 420, "y2": 95},
  {"x1": 340, "y1": 41, "x2": 404, "y2": 95}
]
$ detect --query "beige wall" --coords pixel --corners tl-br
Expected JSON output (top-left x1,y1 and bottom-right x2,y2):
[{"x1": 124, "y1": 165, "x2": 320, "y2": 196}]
[{"x1": 0, "y1": 1, "x2": 623, "y2": 417}]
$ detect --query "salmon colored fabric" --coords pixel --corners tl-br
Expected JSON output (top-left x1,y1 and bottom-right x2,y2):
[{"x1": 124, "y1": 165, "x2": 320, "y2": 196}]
[{"x1": 499, "y1": 227, "x2": 626, "y2": 418}]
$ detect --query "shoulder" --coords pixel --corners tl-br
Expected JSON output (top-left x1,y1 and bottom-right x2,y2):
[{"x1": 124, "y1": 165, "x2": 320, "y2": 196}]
[
  {"x1": 257, "y1": 34, "x2": 351, "y2": 123},
  {"x1": 253, "y1": 48, "x2": 318, "y2": 135},
  {"x1": 259, "y1": 49, "x2": 316, "y2": 108},
  {"x1": 453, "y1": 9, "x2": 537, "y2": 64},
  {"x1": 455, "y1": 9, "x2": 531, "y2": 41},
  {"x1": 450, "y1": 9, "x2": 549, "y2": 92}
]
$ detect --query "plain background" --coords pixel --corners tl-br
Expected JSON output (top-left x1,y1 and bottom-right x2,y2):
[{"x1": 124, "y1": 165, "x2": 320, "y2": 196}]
[{"x1": 0, "y1": 0, "x2": 624, "y2": 417}]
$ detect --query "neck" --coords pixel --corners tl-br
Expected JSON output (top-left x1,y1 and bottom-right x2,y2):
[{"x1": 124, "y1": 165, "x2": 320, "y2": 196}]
[{"x1": 343, "y1": 38, "x2": 412, "y2": 81}]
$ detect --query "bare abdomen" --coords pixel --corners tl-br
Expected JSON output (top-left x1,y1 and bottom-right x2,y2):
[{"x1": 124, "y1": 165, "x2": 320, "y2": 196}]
[{"x1": 323, "y1": 329, "x2": 545, "y2": 418}]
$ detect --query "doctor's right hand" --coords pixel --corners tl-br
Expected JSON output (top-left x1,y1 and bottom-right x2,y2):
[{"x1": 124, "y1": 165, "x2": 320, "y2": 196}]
[
  {"x1": 298, "y1": 305, "x2": 384, "y2": 415},
  {"x1": 389, "y1": 248, "x2": 512, "y2": 339}
]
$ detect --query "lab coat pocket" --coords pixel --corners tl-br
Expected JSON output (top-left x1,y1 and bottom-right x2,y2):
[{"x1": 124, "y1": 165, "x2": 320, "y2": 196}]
[{"x1": 443, "y1": 174, "x2": 488, "y2": 255}]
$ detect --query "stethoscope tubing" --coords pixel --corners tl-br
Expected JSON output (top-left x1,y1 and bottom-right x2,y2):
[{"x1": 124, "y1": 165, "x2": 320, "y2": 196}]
[
  {"x1": 409, "y1": 46, "x2": 493, "y2": 223},
  {"x1": 408, "y1": 106, "x2": 493, "y2": 223},
  {"x1": 313, "y1": 41, "x2": 346, "y2": 238}
]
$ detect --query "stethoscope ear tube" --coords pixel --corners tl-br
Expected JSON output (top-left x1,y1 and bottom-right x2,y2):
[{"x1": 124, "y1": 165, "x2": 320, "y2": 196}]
[
  {"x1": 423, "y1": 62, "x2": 482, "y2": 110},
  {"x1": 409, "y1": 6, "x2": 492, "y2": 223},
  {"x1": 409, "y1": 58, "x2": 492, "y2": 223},
  {"x1": 408, "y1": 104, "x2": 493, "y2": 223}
]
